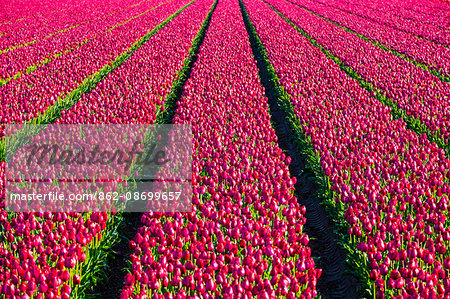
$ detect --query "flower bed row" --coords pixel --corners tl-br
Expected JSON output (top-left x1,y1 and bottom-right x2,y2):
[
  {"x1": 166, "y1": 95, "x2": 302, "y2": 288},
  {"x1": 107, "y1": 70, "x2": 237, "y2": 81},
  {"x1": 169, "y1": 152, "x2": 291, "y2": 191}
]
[
  {"x1": 265, "y1": 0, "x2": 450, "y2": 154},
  {"x1": 287, "y1": 0, "x2": 450, "y2": 81},
  {"x1": 0, "y1": 0, "x2": 161, "y2": 82},
  {"x1": 0, "y1": 204, "x2": 118, "y2": 298},
  {"x1": 0, "y1": 0, "x2": 84, "y2": 30},
  {"x1": 0, "y1": 0, "x2": 116, "y2": 51},
  {"x1": 55, "y1": 0, "x2": 212, "y2": 126},
  {"x1": 338, "y1": 0, "x2": 449, "y2": 31},
  {"x1": 243, "y1": 0, "x2": 450, "y2": 297},
  {"x1": 0, "y1": 0, "x2": 187, "y2": 126},
  {"x1": 120, "y1": 0, "x2": 320, "y2": 298},
  {"x1": 384, "y1": 0, "x2": 450, "y2": 28},
  {"x1": 0, "y1": 0, "x2": 216, "y2": 296},
  {"x1": 0, "y1": 0, "x2": 194, "y2": 160},
  {"x1": 0, "y1": 0, "x2": 71, "y2": 28},
  {"x1": 315, "y1": 0, "x2": 450, "y2": 46}
]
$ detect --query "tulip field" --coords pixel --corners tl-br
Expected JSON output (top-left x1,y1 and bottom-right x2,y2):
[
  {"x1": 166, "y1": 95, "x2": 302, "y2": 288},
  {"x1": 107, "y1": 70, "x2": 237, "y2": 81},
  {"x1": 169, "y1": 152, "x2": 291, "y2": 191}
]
[{"x1": 0, "y1": 0, "x2": 449, "y2": 297}]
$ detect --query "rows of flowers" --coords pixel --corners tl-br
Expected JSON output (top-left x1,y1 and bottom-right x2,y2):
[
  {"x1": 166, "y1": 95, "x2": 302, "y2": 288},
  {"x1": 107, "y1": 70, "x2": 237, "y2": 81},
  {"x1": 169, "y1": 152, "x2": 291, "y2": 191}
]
[
  {"x1": 383, "y1": 0, "x2": 450, "y2": 29},
  {"x1": 0, "y1": 0, "x2": 158, "y2": 37},
  {"x1": 120, "y1": 0, "x2": 320, "y2": 298},
  {"x1": 266, "y1": 0, "x2": 450, "y2": 150},
  {"x1": 339, "y1": 0, "x2": 449, "y2": 33},
  {"x1": 243, "y1": 0, "x2": 450, "y2": 297},
  {"x1": 0, "y1": 124, "x2": 153, "y2": 297},
  {"x1": 319, "y1": 0, "x2": 450, "y2": 37},
  {"x1": 0, "y1": 0, "x2": 161, "y2": 82},
  {"x1": 0, "y1": 0, "x2": 80, "y2": 32},
  {"x1": 0, "y1": 0, "x2": 214, "y2": 297},
  {"x1": 288, "y1": 0, "x2": 450, "y2": 80},
  {"x1": 0, "y1": 0, "x2": 68, "y2": 28},
  {"x1": 0, "y1": 0, "x2": 111, "y2": 51},
  {"x1": 55, "y1": 0, "x2": 212, "y2": 125},
  {"x1": 0, "y1": 205, "x2": 113, "y2": 298},
  {"x1": 314, "y1": 0, "x2": 450, "y2": 46},
  {"x1": 0, "y1": 0, "x2": 189, "y2": 131}
]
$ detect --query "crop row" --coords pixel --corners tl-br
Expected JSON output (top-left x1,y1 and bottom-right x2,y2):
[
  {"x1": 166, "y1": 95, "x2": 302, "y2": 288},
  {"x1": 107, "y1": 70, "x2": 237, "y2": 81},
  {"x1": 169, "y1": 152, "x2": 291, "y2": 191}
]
[
  {"x1": 0, "y1": 0, "x2": 124, "y2": 51},
  {"x1": 0, "y1": 0, "x2": 203, "y2": 164},
  {"x1": 243, "y1": 0, "x2": 450, "y2": 297},
  {"x1": 1, "y1": 122, "x2": 165, "y2": 296},
  {"x1": 266, "y1": 0, "x2": 450, "y2": 153},
  {"x1": 0, "y1": 0, "x2": 167, "y2": 83},
  {"x1": 0, "y1": 198, "x2": 118, "y2": 298},
  {"x1": 334, "y1": 0, "x2": 450, "y2": 32},
  {"x1": 0, "y1": 0, "x2": 191, "y2": 142},
  {"x1": 288, "y1": 0, "x2": 450, "y2": 81},
  {"x1": 120, "y1": 0, "x2": 320, "y2": 298},
  {"x1": 317, "y1": 0, "x2": 450, "y2": 46},
  {"x1": 0, "y1": 0, "x2": 86, "y2": 30},
  {"x1": 0, "y1": 1, "x2": 63, "y2": 27},
  {"x1": 0, "y1": 0, "x2": 158, "y2": 51},
  {"x1": 346, "y1": 0, "x2": 448, "y2": 31},
  {"x1": 0, "y1": 0, "x2": 214, "y2": 296},
  {"x1": 386, "y1": 0, "x2": 450, "y2": 26},
  {"x1": 54, "y1": 0, "x2": 212, "y2": 126}
]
